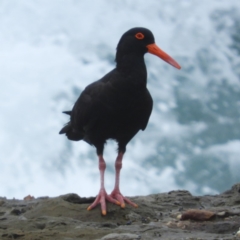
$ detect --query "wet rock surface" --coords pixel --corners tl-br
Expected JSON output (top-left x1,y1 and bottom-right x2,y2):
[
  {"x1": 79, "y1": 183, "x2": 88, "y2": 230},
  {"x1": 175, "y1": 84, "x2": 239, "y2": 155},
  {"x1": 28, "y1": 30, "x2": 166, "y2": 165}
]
[{"x1": 0, "y1": 183, "x2": 240, "y2": 240}]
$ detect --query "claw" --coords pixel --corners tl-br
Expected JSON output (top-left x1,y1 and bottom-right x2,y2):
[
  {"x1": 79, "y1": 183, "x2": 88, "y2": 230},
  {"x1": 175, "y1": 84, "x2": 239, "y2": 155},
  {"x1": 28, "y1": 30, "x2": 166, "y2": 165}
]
[
  {"x1": 87, "y1": 206, "x2": 92, "y2": 211},
  {"x1": 121, "y1": 203, "x2": 125, "y2": 208},
  {"x1": 102, "y1": 210, "x2": 107, "y2": 215}
]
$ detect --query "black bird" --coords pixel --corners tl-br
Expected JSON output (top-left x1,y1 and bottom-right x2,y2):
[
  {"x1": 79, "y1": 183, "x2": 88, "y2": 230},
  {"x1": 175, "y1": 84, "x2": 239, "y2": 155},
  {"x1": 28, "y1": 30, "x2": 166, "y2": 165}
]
[{"x1": 59, "y1": 27, "x2": 181, "y2": 215}]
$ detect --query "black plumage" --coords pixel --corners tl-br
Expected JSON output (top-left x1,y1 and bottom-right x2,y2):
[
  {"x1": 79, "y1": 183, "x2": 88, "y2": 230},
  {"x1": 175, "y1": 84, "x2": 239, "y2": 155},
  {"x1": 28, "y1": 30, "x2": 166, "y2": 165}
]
[{"x1": 59, "y1": 27, "x2": 180, "y2": 215}]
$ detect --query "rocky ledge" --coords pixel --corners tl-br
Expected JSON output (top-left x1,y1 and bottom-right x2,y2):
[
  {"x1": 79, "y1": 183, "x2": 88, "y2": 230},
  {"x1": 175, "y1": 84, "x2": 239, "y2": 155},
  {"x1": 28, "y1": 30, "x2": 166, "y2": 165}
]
[{"x1": 0, "y1": 184, "x2": 240, "y2": 240}]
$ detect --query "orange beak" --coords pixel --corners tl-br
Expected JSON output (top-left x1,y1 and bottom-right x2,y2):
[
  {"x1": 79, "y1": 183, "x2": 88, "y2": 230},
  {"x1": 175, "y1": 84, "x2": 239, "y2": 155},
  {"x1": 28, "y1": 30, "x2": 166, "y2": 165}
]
[{"x1": 147, "y1": 43, "x2": 181, "y2": 69}]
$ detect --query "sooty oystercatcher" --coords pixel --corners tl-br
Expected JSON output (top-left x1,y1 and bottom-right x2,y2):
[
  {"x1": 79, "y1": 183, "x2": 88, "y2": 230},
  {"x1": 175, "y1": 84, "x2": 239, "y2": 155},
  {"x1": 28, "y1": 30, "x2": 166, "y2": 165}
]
[{"x1": 59, "y1": 27, "x2": 181, "y2": 215}]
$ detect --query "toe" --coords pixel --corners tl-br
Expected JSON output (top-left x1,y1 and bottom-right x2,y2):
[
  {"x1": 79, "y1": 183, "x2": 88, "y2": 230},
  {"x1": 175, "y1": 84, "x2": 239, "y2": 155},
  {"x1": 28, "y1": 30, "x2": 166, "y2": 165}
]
[
  {"x1": 124, "y1": 197, "x2": 138, "y2": 208},
  {"x1": 102, "y1": 210, "x2": 107, "y2": 215}
]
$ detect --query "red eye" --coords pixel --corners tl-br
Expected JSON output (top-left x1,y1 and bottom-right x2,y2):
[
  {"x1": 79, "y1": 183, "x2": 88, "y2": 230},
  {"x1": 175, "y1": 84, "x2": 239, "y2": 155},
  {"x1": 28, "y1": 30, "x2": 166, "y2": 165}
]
[{"x1": 135, "y1": 32, "x2": 144, "y2": 40}]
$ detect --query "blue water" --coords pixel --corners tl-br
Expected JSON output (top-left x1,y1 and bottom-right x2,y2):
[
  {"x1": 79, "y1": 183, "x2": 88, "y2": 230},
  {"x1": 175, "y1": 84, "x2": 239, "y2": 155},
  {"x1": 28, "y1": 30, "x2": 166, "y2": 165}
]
[{"x1": 0, "y1": 0, "x2": 240, "y2": 199}]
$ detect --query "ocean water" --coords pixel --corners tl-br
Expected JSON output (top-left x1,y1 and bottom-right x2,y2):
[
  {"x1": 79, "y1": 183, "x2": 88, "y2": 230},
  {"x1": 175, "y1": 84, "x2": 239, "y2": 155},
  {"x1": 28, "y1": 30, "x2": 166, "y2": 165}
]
[{"x1": 0, "y1": 0, "x2": 240, "y2": 199}]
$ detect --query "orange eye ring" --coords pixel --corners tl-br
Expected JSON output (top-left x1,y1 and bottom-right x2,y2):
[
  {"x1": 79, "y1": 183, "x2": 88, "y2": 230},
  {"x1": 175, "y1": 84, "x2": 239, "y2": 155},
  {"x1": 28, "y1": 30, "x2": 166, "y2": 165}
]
[{"x1": 135, "y1": 32, "x2": 144, "y2": 40}]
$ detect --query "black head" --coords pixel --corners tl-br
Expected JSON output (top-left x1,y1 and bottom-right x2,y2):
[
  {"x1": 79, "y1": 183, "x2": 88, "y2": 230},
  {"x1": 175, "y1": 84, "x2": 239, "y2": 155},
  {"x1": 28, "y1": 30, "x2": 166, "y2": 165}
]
[
  {"x1": 116, "y1": 27, "x2": 181, "y2": 69},
  {"x1": 116, "y1": 27, "x2": 155, "y2": 61}
]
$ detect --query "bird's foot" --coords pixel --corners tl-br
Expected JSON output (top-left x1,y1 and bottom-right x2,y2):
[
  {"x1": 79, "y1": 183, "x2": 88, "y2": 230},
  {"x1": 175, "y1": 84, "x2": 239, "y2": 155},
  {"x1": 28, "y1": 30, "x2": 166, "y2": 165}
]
[
  {"x1": 110, "y1": 189, "x2": 138, "y2": 208},
  {"x1": 87, "y1": 188, "x2": 120, "y2": 215}
]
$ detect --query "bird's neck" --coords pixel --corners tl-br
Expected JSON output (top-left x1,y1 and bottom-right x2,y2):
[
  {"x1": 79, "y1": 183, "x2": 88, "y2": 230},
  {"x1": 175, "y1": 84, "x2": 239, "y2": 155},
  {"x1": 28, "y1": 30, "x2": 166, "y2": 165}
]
[{"x1": 116, "y1": 54, "x2": 147, "y2": 87}]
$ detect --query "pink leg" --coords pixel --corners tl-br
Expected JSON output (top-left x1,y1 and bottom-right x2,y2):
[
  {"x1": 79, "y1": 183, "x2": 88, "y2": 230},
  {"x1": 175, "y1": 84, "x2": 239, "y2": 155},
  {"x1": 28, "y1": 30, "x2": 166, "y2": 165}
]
[
  {"x1": 87, "y1": 155, "x2": 120, "y2": 215},
  {"x1": 110, "y1": 152, "x2": 138, "y2": 208}
]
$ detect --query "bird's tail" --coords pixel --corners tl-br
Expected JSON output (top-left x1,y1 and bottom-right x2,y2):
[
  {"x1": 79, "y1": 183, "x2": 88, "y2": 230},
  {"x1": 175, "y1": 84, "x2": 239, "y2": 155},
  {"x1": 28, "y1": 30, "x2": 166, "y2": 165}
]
[{"x1": 59, "y1": 111, "x2": 83, "y2": 141}]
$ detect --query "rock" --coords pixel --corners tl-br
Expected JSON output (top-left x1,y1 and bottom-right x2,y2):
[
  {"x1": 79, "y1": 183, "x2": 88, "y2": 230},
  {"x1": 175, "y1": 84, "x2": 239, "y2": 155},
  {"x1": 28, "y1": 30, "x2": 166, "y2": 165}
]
[
  {"x1": 180, "y1": 209, "x2": 215, "y2": 221},
  {"x1": 100, "y1": 233, "x2": 140, "y2": 240},
  {"x1": 0, "y1": 183, "x2": 239, "y2": 240},
  {"x1": 60, "y1": 193, "x2": 95, "y2": 204},
  {"x1": 236, "y1": 227, "x2": 240, "y2": 237},
  {"x1": 24, "y1": 195, "x2": 35, "y2": 201}
]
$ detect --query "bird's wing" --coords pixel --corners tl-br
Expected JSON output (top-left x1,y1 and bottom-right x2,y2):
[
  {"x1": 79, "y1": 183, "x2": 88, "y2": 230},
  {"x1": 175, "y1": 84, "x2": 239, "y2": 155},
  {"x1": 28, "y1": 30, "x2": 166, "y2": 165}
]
[
  {"x1": 70, "y1": 70, "x2": 117, "y2": 132},
  {"x1": 140, "y1": 89, "x2": 153, "y2": 131}
]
